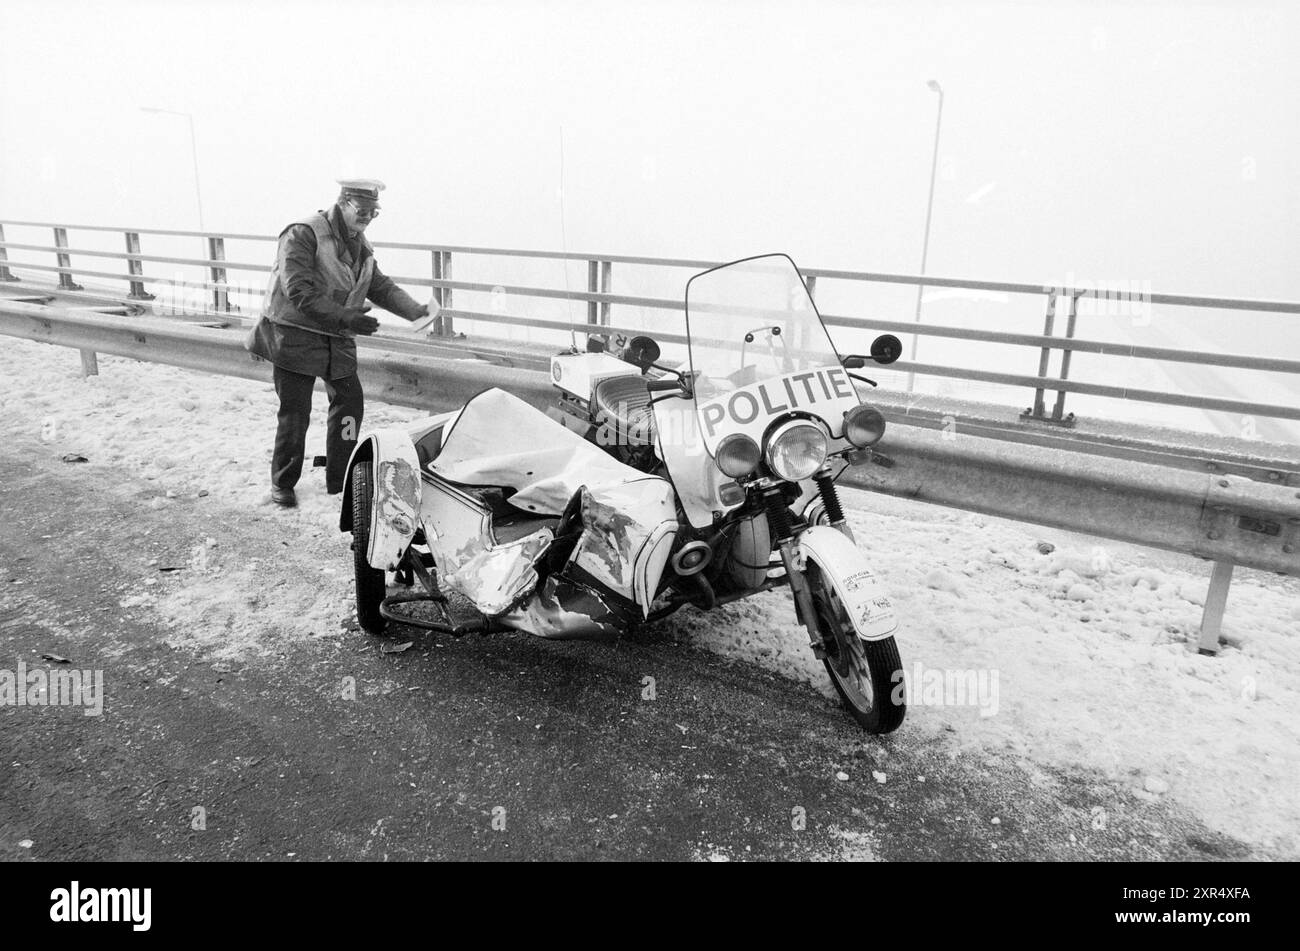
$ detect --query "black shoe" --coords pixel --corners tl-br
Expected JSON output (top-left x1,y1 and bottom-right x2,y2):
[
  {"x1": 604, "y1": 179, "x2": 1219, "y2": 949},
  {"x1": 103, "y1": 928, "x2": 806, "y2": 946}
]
[{"x1": 271, "y1": 487, "x2": 298, "y2": 508}]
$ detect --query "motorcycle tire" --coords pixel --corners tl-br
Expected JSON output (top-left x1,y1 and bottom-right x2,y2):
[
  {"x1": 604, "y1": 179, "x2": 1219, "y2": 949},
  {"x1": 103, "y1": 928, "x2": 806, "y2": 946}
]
[
  {"x1": 350, "y1": 459, "x2": 388, "y2": 635},
  {"x1": 806, "y1": 561, "x2": 906, "y2": 734}
]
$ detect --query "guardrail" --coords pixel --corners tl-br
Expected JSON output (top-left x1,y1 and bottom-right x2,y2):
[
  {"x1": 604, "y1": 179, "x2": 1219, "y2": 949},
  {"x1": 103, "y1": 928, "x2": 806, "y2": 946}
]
[
  {"x1": 3, "y1": 218, "x2": 1299, "y2": 437},
  {"x1": 2, "y1": 298, "x2": 1296, "y2": 657}
]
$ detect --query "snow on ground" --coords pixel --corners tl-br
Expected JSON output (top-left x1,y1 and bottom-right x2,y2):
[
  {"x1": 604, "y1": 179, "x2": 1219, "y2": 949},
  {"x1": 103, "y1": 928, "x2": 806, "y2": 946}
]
[{"x1": 2, "y1": 337, "x2": 1298, "y2": 855}]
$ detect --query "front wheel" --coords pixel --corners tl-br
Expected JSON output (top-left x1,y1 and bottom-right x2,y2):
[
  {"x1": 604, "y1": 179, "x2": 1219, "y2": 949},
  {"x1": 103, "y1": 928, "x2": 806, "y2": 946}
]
[
  {"x1": 350, "y1": 459, "x2": 388, "y2": 635},
  {"x1": 806, "y1": 561, "x2": 906, "y2": 734}
]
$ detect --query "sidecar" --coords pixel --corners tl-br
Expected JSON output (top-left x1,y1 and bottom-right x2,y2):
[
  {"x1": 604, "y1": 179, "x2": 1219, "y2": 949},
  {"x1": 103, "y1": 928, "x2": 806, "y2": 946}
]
[{"x1": 340, "y1": 387, "x2": 680, "y2": 640}]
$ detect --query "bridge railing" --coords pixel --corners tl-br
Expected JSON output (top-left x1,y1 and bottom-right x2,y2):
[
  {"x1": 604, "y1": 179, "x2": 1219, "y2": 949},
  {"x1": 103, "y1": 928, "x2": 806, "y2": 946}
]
[
  {"x1": 2, "y1": 296, "x2": 1297, "y2": 658},
  {"x1": 2, "y1": 218, "x2": 1299, "y2": 437}
]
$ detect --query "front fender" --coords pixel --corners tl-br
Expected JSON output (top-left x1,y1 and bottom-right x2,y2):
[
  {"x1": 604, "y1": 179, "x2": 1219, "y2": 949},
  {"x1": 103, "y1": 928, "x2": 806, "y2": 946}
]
[
  {"x1": 796, "y1": 525, "x2": 898, "y2": 641},
  {"x1": 339, "y1": 429, "x2": 422, "y2": 571}
]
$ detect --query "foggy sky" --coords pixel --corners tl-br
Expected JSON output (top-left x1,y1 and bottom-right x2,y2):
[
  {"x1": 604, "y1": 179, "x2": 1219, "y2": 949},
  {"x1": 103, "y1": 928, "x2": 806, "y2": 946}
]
[{"x1": 3, "y1": 0, "x2": 1296, "y2": 299}]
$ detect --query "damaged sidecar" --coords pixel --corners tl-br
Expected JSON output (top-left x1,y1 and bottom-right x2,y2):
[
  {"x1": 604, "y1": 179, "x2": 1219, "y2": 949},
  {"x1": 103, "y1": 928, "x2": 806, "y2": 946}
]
[{"x1": 340, "y1": 253, "x2": 908, "y2": 732}]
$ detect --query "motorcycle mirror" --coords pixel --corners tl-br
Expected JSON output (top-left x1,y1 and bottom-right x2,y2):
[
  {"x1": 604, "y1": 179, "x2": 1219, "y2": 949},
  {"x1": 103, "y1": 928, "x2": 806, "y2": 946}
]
[
  {"x1": 870, "y1": 334, "x2": 903, "y2": 365},
  {"x1": 841, "y1": 355, "x2": 866, "y2": 369},
  {"x1": 621, "y1": 335, "x2": 661, "y2": 370}
]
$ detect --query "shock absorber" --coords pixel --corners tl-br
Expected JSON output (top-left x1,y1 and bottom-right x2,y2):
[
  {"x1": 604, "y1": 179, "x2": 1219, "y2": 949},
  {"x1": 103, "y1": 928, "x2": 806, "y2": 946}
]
[
  {"x1": 763, "y1": 487, "x2": 794, "y2": 541},
  {"x1": 815, "y1": 467, "x2": 853, "y2": 540},
  {"x1": 815, "y1": 470, "x2": 843, "y2": 523}
]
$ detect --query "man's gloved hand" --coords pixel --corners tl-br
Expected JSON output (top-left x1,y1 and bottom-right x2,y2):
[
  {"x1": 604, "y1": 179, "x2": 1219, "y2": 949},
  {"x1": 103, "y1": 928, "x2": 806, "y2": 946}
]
[{"x1": 340, "y1": 307, "x2": 380, "y2": 335}]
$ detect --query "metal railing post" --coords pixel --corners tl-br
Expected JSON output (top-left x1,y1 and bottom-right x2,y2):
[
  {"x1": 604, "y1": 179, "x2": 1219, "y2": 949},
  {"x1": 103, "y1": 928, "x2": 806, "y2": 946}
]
[
  {"x1": 58, "y1": 223, "x2": 96, "y2": 370},
  {"x1": 587, "y1": 259, "x2": 599, "y2": 325},
  {"x1": 1197, "y1": 560, "x2": 1234, "y2": 655},
  {"x1": 124, "y1": 231, "x2": 154, "y2": 300},
  {"x1": 0, "y1": 224, "x2": 19, "y2": 281},
  {"x1": 1050, "y1": 290, "x2": 1082, "y2": 423},
  {"x1": 599, "y1": 260, "x2": 612, "y2": 326},
  {"x1": 440, "y1": 251, "x2": 453, "y2": 335},
  {"x1": 430, "y1": 249, "x2": 443, "y2": 310},
  {"x1": 53, "y1": 227, "x2": 83, "y2": 290},
  {"x1": 1023, "y1": 291, "x2": 1057, "y2": 421},
  {"x1": 430, "y1": 250, "x2": 444, "y2": 335},
  {"x1": 207, "y1": 236, "x2": 229, "y2": 312}
]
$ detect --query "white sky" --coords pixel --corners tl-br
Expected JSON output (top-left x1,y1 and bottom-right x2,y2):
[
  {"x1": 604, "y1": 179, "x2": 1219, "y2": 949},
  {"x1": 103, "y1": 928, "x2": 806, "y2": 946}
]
[{"x1": 3, "y1": 0, "x2": 1297, "y2": 299}]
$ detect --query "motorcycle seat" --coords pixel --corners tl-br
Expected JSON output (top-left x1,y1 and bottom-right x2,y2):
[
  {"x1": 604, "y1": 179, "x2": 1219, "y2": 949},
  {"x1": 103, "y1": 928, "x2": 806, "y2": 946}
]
[{"x1": 592, "y1": 374, "x2": 657, "y2": 447}]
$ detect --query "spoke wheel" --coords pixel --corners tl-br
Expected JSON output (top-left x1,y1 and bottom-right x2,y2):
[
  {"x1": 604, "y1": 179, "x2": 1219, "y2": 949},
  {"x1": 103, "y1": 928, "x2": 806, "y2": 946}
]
[{"x1": 807, "y1": 561, "x2": 906, "y2": 734}]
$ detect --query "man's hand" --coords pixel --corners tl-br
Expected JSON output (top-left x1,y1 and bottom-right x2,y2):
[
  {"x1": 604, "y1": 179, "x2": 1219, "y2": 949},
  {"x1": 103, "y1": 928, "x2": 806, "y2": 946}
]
[{"x1": 340, "y1": 307, "x2": 380, "y2": 336}]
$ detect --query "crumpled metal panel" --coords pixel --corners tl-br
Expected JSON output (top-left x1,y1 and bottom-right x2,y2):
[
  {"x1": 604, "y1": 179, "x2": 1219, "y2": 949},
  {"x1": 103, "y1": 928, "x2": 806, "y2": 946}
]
[
  {"x1": 503, "y1": 573, "x2": 624, "y2": 641},
  {"x1": 440, "y1": 527, "x2": 553, "y2": 617},
  {"x1": 429, "y1": 388, "x2": 656, "y2": 516},
  {"x1": 570, "y1": 479, "x2": 678, "y2": 606},
  {"x1": 365, "y1": 430, "x2": 422, "y2": 570},
  {"x1": 422, "y1": 483, "x2": 553, "y2": 617},
  {"x1": 501, "y1": 477, "x2": 675, "y2": 636}
]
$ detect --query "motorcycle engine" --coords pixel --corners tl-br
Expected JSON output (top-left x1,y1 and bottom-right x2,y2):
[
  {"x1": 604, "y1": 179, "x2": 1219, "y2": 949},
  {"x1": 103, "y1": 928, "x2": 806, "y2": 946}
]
[{"x1": 719, "y1": 511, "x2": 771, "y2": 592}]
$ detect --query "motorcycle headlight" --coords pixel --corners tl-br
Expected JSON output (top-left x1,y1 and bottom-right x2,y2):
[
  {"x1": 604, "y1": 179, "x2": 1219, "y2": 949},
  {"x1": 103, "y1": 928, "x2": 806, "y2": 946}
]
[
  {"x1": 715, "y1": 433, "x2": 761, "y2": 479},
  {"x1": 765, "y1": 420, "x2": 828, "y2": 482},
  {"x1": 843, "y1": 404, "x2": 887, "y2": 448}
]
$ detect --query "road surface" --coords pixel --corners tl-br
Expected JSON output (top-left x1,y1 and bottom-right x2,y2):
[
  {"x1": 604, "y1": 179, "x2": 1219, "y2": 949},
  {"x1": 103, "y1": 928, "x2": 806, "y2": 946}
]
[{"x1": 0, "y1": 434, "x2": 1255, "y2": 861}]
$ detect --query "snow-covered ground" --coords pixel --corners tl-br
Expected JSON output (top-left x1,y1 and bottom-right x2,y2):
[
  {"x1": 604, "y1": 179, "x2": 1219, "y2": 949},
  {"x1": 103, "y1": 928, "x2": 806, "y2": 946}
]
[{"x1": 2, "y1": 337, "x2": 1297, "y2": 857}]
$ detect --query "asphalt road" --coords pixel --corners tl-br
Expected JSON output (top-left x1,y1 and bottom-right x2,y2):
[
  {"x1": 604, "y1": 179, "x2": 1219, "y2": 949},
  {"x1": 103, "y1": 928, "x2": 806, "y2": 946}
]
[{"x1": 0, "y1": 436, "x2": 1257, "y2": 861}]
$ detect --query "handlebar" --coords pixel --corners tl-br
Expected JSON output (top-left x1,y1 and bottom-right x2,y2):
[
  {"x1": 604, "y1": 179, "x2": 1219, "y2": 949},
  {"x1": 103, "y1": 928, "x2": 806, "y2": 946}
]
[{"x1": 645, "y1": 378, "x2": 684, "y2": 393}]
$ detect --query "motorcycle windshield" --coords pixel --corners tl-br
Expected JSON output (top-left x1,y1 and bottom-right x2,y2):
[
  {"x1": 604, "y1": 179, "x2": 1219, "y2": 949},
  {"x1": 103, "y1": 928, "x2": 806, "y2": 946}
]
[{"x1": 684, "y1": 254, "x2": 856, "y2": 454}]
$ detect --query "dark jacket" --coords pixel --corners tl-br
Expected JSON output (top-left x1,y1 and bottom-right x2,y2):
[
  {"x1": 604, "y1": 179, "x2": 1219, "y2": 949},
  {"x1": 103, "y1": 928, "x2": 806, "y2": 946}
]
[{"x1": 246, "y1": 205, "x2": 423, "y2": 379}]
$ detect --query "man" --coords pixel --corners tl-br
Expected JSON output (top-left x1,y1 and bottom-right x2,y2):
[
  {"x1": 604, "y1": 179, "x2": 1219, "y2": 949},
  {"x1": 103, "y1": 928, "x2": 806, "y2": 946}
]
[{"x1": 246, "y1": 178, "x2": 430, "y2": 508}]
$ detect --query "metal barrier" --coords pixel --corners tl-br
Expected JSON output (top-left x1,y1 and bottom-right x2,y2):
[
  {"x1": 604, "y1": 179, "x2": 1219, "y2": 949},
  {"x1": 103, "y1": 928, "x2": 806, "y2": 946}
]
[
  {"x1": 2, "y1": 298, "x2": 1297, "y2": 658},
  {"x1": 3, "y1": 218, "x2": 1299, "y2": 436}
]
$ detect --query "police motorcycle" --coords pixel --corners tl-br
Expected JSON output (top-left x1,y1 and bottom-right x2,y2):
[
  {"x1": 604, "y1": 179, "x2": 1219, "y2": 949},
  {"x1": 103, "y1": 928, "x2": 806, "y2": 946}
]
[{"x1": 340, "y1": 253, "x2": 907, "y2": 732}]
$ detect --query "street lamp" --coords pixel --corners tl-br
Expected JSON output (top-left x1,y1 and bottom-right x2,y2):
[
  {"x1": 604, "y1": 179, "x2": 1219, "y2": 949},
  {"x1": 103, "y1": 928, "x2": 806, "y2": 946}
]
[
  {"x1": 906, "y1": 79, "x2": 944, "y2": 394},
  {"x1": 140, "y1": 107, "x2": 205, "y2": 231}
]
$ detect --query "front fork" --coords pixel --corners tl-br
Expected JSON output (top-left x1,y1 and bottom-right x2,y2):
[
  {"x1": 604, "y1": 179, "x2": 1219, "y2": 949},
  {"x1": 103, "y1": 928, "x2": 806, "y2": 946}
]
[
  {"x1": 766, "y1": 466, "x2": 853, "y2": 660},
  {"x1": 764, "y1": 485, "x2": 828, "y2": 660}
]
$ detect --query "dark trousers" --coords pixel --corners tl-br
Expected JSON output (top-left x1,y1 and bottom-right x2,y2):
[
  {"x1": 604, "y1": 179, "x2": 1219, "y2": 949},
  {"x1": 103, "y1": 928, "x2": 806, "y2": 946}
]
[{"x1": 271, "y1": 365, "x2": 364, "y2": 493}]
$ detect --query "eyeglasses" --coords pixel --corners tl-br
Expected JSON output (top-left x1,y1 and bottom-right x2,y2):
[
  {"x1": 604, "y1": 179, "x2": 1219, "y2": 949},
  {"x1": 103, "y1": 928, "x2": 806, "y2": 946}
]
[{"x1": 347, "y1": 200, "x2": 380, "y2": 220}]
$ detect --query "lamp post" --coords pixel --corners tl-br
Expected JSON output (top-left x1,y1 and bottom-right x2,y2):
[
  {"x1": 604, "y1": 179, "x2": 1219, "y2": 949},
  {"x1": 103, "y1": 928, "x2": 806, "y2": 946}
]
[
  {"x1": 140, "y1": 107, "x2": 205, "y2": 231},
  {"x1": 906, "y1": 79, "x2": 944, "y2": 394}
]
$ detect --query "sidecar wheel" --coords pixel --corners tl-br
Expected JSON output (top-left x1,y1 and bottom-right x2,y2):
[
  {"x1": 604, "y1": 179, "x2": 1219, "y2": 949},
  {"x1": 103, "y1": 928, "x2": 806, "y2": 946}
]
[
  {"x1": 350, "y1": 460, "x2": 388, "y2": 635},
  {"x1": 807, "y1": 562, "x2": 906, "y2": 734}
]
